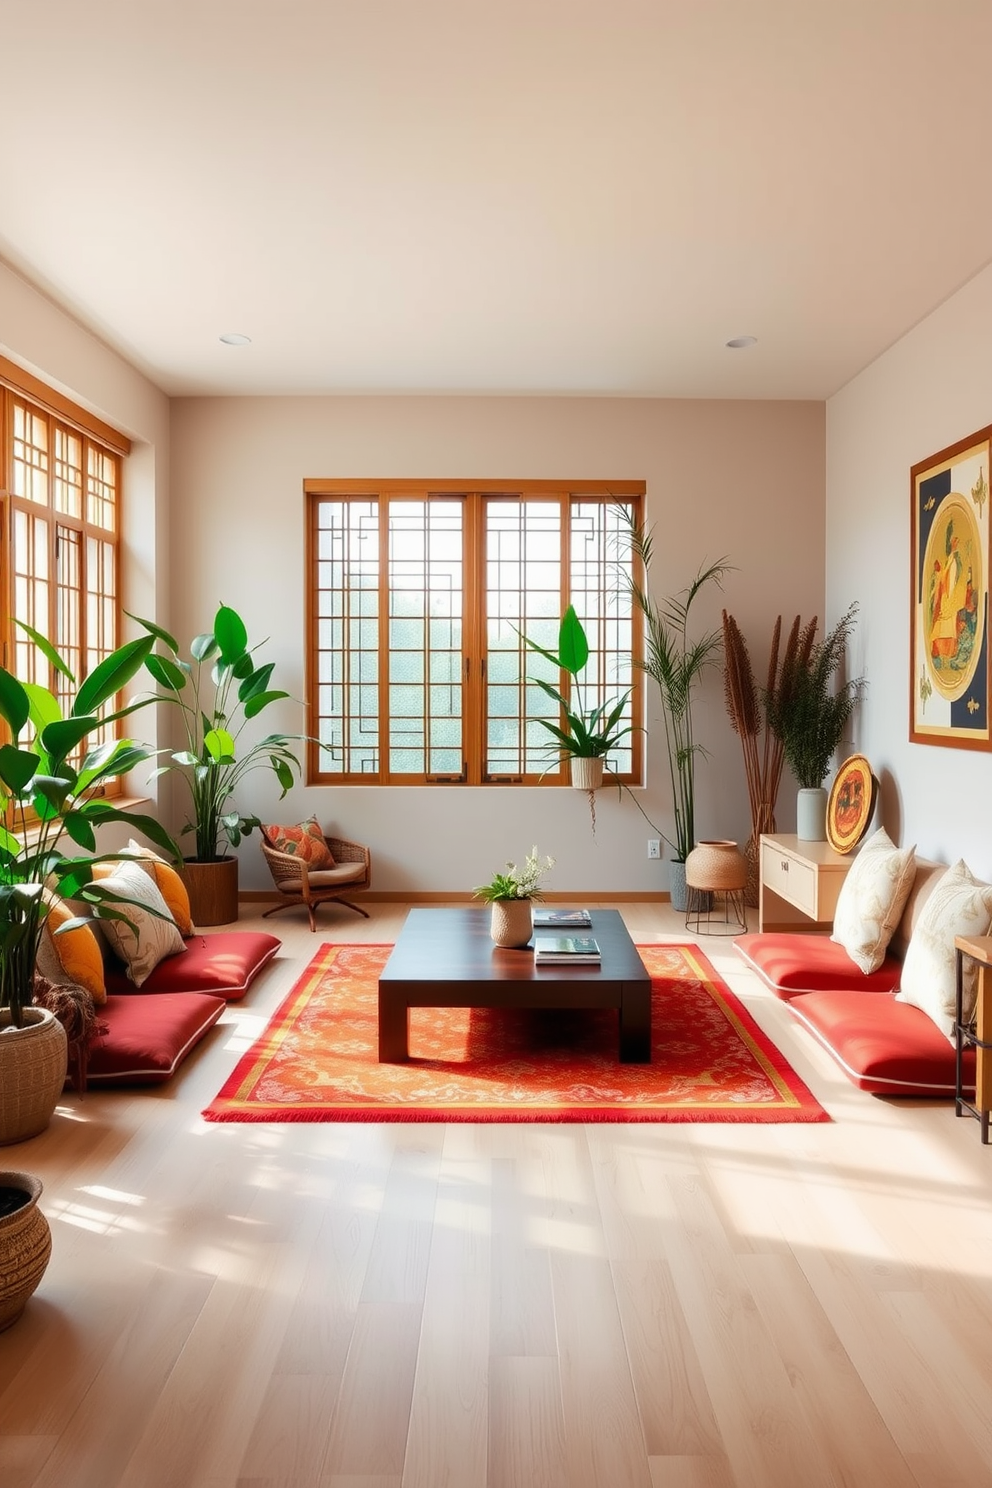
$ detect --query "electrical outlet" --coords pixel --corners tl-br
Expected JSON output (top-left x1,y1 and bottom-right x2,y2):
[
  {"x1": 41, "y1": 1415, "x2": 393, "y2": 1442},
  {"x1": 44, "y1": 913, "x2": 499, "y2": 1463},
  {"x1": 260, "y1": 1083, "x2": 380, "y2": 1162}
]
[{"x1": 647, "y1": 839, "x2": 661, "y2": 859}]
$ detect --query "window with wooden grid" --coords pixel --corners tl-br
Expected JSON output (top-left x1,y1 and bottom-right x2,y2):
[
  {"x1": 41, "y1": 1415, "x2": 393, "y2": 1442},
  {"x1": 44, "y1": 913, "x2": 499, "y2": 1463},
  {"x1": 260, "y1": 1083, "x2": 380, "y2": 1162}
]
[
  {"x1": 305, "y1": 480, "x2": 644, "y2": 785},
  {"x1": 1, "y1": 358, "x2": 129, "y2": 786}
]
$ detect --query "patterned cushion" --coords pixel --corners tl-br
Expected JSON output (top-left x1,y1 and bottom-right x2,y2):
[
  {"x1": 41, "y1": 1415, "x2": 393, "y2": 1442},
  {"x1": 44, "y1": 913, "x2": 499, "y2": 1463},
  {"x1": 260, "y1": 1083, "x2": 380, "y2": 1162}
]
[
  {"x1": 262, "y1": 816, "x2": 335, "y2": 868},
  {"x1": 895, "y1": 860, "x2": 992, "y2": 1036},
  {"x1": 830, "y1": 828, "x2": 917, "y2": 974},
  {"x1": 122, "y1": 840, "x2": 195, "y2": 936},
  {"x1": 92, "y1": 858, "x2": 187, "y2": 988}
]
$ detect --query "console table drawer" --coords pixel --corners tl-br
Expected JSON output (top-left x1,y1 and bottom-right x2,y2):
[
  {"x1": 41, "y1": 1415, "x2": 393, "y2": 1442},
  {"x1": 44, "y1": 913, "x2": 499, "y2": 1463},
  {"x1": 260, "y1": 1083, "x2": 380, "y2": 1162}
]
[{"x1": 761, "y1": 843, "x2": 817, "y2": 916}]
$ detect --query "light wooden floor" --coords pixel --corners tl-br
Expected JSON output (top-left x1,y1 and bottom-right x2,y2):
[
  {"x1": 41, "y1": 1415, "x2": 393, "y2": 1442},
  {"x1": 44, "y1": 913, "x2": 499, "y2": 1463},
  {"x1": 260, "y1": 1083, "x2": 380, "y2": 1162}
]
[{"x1": 3, "y1": 899, "x2": 992, "y2": 1488}]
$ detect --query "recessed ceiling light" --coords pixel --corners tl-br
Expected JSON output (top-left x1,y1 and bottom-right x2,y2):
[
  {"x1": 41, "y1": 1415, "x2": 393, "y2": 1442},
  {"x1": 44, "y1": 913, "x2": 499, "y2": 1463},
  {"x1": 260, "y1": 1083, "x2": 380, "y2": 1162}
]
[
  {"x1": 219, "y1": 332, "x2": 251, "y2": 346},
  {"x1": 725, "y1": 335, "x2": 757, "y2": 349}
]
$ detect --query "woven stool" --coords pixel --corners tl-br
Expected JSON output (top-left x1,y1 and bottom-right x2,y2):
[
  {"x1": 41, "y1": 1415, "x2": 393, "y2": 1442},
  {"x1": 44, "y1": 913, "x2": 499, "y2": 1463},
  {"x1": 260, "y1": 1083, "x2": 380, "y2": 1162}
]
[{"x1": 684, "y1": 840, "x2": 748, "y2": 936}]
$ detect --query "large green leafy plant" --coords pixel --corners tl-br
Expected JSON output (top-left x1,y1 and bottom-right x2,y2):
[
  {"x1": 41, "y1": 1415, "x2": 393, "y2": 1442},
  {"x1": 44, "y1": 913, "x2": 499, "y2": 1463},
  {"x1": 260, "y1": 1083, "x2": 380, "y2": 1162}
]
[
  {"x1": 0, "y1": 627, "x2": 178, "y2": 1026},
  {"x1": 521, "y1": 605, "x2": 637, "y2": 766},
  {"x1": 132, "y1": 605, "x2": 308, "y2": 862},
  {"x1": 621, "y1": 513, "x2": 732, "y2": 863}
]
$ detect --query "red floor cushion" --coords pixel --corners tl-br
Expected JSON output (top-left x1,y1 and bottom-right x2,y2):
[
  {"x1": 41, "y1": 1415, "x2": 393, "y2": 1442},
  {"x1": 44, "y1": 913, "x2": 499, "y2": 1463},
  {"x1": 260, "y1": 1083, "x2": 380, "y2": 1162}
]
[
  {"x1": 734, "y1": 932, "x2": 902, "y2": 999},
  {"x1": 788, "y1": 990, "x2": 975, "y2": 1096},
  {"x1": 86, "y1": 993, "x2": 226, "y2": 1085},
  {"x1": 104, "y1": 931, "x2": 280, "y2": 1000}
]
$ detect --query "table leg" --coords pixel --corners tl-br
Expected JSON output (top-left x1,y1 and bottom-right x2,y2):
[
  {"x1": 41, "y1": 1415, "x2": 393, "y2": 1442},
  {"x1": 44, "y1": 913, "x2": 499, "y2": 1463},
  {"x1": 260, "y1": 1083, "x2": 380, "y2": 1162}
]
[
  {"x1": 378, "y1": 987, "x2": 410, "y2": 1062},
  {"x1": 619, "y1": 982, "x2": 651, "y2": 1063},
  {"x1": 976, "y1": 964, "x2": 992, "y2": 1144}
]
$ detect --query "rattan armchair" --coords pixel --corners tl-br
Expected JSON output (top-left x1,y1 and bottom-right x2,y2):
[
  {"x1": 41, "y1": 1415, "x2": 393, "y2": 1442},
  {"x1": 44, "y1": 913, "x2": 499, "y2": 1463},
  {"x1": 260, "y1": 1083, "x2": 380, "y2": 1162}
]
[{"x1": 260, "y1": 833, "x2": 372, "y2": 932}]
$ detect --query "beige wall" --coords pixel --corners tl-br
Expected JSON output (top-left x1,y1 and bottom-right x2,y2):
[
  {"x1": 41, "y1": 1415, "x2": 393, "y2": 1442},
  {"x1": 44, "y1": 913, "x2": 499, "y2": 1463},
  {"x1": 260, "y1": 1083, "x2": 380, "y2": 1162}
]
[
  {"x1": 827, "y1": 262, "x2": 992, "y2": 878},
  {"x1": 171, "y1": 395, "x2": 825, "y2": 892}
]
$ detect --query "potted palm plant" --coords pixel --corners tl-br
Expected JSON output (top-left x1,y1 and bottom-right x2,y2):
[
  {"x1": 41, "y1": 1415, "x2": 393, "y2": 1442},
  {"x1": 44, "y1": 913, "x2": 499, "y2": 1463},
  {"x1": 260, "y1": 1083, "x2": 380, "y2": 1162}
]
[
  {"x1": 1, "y1": 623, "x2": 179, "y2": 1144},
  {"x1": 521, "y1": 605, "x2": 637, "y2": 792},
  {"x1": 620, "y1": 513, "x2": 732, "y2": 909},
  {"x1": 132, "y1": 605, "x2": 311, "y2": 925}
]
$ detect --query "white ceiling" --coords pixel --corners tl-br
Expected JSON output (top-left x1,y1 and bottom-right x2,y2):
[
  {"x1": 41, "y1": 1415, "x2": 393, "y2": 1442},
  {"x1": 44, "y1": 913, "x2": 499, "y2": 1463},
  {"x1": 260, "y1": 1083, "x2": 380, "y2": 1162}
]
[{"x1": 3, "y1": 0, "x2": 992, "y2": 401}]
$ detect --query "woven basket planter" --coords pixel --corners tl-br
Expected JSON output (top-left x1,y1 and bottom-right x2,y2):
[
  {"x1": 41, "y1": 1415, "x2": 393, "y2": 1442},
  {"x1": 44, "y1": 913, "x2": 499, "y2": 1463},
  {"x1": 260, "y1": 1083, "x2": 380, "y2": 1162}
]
[
  {"x1": 0, "y1": 1009, "x2": 68, "y2": 1146},
  {"x1": 490, "y1": 899, "x2": 534, "y2": 948},
  {"x1": 0, "y1": 1171, "x2": 52, "y2": 1332}
]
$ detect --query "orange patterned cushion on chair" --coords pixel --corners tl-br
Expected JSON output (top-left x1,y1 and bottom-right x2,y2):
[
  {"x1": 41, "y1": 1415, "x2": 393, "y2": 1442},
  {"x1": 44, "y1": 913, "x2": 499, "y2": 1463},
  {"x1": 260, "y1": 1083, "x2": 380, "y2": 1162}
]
[{"x1": 262, "y1": 816, "x2": 335, "y2": 868}]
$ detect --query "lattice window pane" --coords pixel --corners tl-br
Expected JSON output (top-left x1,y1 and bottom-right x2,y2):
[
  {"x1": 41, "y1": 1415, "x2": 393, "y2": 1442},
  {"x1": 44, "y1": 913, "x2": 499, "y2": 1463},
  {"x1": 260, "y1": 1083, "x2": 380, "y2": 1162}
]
[
  {"x1": 12, "y1": 401, "x2": 49, "y2": 505},
  {"x1": 569, "y1": 501, "x2": 635, "y2": 776},
  {"x1": 56, "y1": 526, "x2": 83, "y2": 717},
  {"x1": 86, "y1": 444, "x2": 117, "y2": 531},
  {"x1": 54, "y1": 427, "x2": 83, "y2": 518},
  {"x1": 314, "y1": 499, "x2": 380, "y2": 775},
  {"x1": 485, "y1": 499, "x2": 563, "y2": 778},
  {"x1": 12, "y1": 508, "x2": 50, "y2": 685},
  {"x1": 388, "y1": 499, "x2": 463, "y2": 777}
]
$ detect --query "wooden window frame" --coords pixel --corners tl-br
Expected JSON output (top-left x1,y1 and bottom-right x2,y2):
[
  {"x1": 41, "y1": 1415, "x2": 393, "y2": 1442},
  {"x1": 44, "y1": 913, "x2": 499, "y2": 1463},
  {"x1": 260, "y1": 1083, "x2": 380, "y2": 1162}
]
[
  {"x1": 0, "y1": 357, "x2": 129, "y2": 803},
  {"x1": 304, "y1": 478, "x2": 645, "y2": 786}
]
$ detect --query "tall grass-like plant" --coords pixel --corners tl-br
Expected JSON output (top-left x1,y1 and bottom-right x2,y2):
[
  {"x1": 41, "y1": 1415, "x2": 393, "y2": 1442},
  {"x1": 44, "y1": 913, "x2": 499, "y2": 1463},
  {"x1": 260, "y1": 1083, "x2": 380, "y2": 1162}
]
[
  {"x1": 0, "y1": 626, "x2": 178, "y2": 1027},
  {"x1": 132, "y1": 605, "x2": 309, "y2": 862},
  {"x1": 765, "y1": 603, "x2": 865, "y2": 789},
  {"x1": 620, "y1": 513, "x2": 732, "y2": 863}
]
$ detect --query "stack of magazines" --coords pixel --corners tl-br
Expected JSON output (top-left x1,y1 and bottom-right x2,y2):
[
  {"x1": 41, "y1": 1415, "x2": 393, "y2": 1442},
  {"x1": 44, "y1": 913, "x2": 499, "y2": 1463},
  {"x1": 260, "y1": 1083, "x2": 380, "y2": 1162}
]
[
  {"x1": 534, "y1": 934, "x2": 601, "y2": 964},
  {"x1": 532, "y1": 907, "x2": 593, "y2": 928}
]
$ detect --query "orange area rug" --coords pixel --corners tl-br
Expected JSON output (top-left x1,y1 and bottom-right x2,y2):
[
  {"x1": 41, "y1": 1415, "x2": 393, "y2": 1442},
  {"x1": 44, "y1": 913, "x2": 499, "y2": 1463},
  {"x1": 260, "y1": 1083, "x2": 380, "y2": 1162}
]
[{"x1": 202, "y1": 942, "x2": 828, "y2": 1124}]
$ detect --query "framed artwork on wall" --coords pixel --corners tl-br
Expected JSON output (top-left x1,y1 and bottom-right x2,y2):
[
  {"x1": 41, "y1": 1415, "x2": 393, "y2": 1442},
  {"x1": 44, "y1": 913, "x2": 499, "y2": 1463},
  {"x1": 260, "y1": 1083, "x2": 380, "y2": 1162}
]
[{"x1": 910, "y1": 425, "x2": 992, "y2": 750}]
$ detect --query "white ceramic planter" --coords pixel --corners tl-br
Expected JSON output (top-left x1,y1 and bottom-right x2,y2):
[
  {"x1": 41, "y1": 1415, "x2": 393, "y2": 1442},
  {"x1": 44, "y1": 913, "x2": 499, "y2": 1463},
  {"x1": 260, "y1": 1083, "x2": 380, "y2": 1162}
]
[{"x1": 796, "y1": 786, "x2": 828, "y2": 842}]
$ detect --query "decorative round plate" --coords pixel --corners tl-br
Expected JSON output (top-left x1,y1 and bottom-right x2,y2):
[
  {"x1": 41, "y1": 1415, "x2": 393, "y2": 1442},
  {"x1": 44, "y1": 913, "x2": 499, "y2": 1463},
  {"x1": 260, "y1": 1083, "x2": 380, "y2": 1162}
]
[{"x1": 826, "y1": 754, "x2": 877, "y2": 854}]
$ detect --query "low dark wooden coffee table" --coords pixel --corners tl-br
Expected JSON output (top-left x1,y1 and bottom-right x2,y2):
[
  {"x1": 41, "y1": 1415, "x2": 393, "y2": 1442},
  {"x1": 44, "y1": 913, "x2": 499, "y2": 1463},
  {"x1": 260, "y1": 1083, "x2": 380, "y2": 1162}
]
[{"x1": 378, "y1": 907, "x2": 651, "y2": 1063}]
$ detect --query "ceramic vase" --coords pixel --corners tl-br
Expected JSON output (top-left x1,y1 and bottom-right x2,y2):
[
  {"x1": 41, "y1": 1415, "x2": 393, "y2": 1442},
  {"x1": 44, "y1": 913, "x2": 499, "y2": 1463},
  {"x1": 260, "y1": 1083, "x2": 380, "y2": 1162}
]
[
  {"x1": 490, "y1": 899, "x2": 534, "y2": 948},
  {"x1": 796, "y1": 787, "x2": 828, "y2": 842},
  {"x1": 668, "y1": 861, "x2": 688, "y2": 912}
]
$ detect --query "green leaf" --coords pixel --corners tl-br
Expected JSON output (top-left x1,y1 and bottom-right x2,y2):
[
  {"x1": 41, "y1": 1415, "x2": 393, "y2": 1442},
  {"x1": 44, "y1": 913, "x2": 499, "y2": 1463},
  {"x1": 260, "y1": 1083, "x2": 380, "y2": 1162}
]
[
  {"x1": 557, "y1": 606, "x2": 590, "y2": 675},
  {"x1": 41, "y1": 715, "x2": 99, "y2": 763},
  {"x1": 80, "y1": 805, "x2": 181, "y2": 860},
  {"x1": 74, "y1": 635, "x2": 156, "y2": 716},
  {"x1": 0, "y1": 743, "x2": 38, "y2": 794},
  {"x1": 214, "y1": 605, "x2": 249, "y2": 663},
  {"x1": 145, "y1": 653, "x2": 188, "y2": 693},
  {"x1": 190, "y1": 632, "x2": 218, "y2": 663},
  {"x1": 62, "y1": 812, "x2": 97, "y2": 851},
  {"x1": 204, "y1": 728, "x2": 236, "y2": 763},
  {"x1": 125, "y1": 610, "x2": 179, "y2": 652},
  {"x1": 14, "y1": 618, "x2": 75, "y2": 681},
  {"x1": 172, "y1": 751, "x2": 200, "y2": 767},
  {"x1": 272, "y1": 756, "x2": 295, "y2": 792},
  {"x1": 0, "y1": 667, "x2": 30, "y2": 736},
  {"x1": 243, "y1": 689, "x2": 289, "y2": 719},
  {"x1": 238, "y1": 662, "x2": 275, "y2": 702}
]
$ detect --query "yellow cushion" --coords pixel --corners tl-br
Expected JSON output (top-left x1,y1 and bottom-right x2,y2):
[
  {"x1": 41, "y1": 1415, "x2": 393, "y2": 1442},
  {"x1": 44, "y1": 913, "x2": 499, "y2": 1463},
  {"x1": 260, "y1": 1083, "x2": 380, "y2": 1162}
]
[{"x1": 41, "y1": 898, "x2": 107, "y2": 1005}]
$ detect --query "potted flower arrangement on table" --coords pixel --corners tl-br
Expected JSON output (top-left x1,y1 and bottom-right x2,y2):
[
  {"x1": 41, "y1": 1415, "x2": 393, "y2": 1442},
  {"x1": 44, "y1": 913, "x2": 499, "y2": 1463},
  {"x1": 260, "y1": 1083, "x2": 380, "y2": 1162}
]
[{"x1": 474, "y1": 846, "x2": 555, "y2": 947}]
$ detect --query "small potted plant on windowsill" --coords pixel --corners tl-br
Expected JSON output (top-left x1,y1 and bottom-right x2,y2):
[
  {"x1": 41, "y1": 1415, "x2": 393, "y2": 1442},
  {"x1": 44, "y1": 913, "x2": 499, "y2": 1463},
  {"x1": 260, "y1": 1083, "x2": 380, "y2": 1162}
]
[
  {"x1": 132, "y1": 605, "x2": 313, "y2": 926},
  {"x1": 474, "y1": 846, "x2": 555, "y2": 947},
  {"x1": 521, "y1": 605, "x2": 637, "y2": 794}
]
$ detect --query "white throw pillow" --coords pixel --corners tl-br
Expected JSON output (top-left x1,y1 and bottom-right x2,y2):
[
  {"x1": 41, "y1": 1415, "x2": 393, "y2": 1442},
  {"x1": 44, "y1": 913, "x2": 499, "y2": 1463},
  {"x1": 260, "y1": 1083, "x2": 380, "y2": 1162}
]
[
  {"x1": 895, "y1": 860, "x2": 992, "y2": 1037},
  {"x1": 94, "y1": 857, "x2": 186, "y2": 987},
  {"x1": 830, "y1": 827, "x2": 917, "y2": 974}
]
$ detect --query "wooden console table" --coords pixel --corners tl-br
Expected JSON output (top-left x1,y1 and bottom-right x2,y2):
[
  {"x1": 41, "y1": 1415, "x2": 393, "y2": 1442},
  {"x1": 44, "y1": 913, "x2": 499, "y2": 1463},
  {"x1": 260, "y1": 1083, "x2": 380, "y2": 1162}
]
[
  {"x1": 954, "y1": 935, "x2": 992, "y2": 1143},
  {"x1": 758, "y1": 833, "x2": 855, "y2": 933}
]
